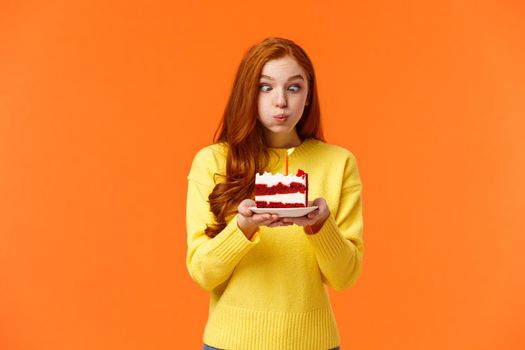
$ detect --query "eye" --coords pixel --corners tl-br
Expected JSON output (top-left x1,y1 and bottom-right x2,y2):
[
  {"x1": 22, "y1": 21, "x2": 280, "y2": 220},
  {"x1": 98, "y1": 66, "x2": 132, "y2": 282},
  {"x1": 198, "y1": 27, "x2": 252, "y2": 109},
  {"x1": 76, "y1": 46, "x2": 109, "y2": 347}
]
[
  {"x1": 259, "y1": 84, "x2": 272, "y2": 92},
  {"x1": 288, "y1": 85, "x2": 301, "y2": 92}
]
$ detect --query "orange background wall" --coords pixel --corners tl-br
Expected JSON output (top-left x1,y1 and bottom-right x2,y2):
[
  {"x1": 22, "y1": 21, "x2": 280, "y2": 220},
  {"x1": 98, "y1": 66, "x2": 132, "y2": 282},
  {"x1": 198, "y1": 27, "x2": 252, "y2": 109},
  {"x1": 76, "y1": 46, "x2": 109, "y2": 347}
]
[{"x1": 1, "y1": 1, "x2": 524, "y2": 349}]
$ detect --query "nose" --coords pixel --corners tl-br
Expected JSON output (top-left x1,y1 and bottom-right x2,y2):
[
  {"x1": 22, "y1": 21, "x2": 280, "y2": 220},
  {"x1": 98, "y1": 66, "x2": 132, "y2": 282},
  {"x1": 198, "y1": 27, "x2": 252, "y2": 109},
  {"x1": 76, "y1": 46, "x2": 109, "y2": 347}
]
[{"x1": 274, "y1": 88, "x2": 287, "y2": 108}]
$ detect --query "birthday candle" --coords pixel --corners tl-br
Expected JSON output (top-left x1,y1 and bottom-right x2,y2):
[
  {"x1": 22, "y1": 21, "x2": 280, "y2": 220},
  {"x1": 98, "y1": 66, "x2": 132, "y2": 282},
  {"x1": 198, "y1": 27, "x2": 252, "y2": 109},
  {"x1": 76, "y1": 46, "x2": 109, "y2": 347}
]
[{"x1": 286, "y1": 148, "x2": 295, "y2": 175}]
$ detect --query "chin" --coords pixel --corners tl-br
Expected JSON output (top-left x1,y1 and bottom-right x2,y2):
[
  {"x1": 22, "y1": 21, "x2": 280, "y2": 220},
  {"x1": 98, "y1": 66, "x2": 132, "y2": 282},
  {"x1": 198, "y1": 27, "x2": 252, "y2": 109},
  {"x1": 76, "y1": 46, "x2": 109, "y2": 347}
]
[{"x1": 270, "y1": 126, "x2": 295, "y2": 134}]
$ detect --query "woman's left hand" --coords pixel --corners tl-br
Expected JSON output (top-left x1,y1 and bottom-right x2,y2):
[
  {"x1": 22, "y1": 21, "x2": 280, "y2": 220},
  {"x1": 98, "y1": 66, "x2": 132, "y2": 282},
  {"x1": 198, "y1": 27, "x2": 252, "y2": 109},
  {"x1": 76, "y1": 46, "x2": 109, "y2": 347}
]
[{"x1": 282, "y1": 198, "x2": 330, "y2": 233}]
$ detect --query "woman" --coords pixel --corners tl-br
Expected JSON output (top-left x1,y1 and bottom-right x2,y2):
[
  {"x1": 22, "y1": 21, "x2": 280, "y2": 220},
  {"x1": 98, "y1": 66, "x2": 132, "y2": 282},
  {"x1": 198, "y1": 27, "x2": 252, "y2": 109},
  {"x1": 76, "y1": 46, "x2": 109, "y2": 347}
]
[{"x1": 186, "y1": 37, "x2": 364, "y2": 350}]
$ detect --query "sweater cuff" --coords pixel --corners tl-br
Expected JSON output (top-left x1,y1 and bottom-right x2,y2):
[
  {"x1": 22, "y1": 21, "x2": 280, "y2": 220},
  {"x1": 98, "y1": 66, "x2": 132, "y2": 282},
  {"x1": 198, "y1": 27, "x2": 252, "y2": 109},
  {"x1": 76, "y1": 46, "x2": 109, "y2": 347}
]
[
  {"x1": 212, "y1": 214, "x2": 261, "y2": 264},
  {"x1": 304, "y1": 215, "x2": 352, "y2": 261}
]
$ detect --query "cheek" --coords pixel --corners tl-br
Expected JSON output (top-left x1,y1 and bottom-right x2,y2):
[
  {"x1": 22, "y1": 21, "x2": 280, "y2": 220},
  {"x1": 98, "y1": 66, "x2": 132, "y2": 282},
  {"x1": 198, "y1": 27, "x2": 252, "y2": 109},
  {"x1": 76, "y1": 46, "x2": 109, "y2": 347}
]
[
  {"x1": 292, "y1": 98, "x2": 307, "y2": 113},
  {"x1": 256, "y1": 98, "x2": 264, "y2": 114},
  {"x1": 257, "y1": 97, "x2": 271, "y2": 113},
  {"x1": 257, "y1": 94, "x2": 266, "y2": 107},
  {"x1": 291, "y1": 93, "x2": 307, "y2": 105}
]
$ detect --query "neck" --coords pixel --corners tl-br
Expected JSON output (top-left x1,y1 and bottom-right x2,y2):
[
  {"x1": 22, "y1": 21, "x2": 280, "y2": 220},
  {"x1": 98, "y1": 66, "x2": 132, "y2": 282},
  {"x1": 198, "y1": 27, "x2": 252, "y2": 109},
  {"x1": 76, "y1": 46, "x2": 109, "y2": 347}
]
[{"x1": 264, "y1": 129, "x2": 302, "y2": 149}]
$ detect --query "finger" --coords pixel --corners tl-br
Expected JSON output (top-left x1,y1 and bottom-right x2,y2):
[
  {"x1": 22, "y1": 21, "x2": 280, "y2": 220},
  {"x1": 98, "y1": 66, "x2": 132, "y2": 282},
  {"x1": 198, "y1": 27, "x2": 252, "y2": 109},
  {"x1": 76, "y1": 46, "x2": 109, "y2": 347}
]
[
  {"x1": 253, "y1": 214, "x2": 280, "y2": 225},
  {"x1": 238, "y1": 200, "x2": 256, "y2": 217},
  {"x1": 239, "y1": 207, "x2": 254, "y2": 217},
  {"x1": 285, "y1": 217, "x2": 313, "y2": 226},
  {"x1": 266, "y1": 218, "x2": 294, "y2": 227},
  {"x1": 306, "y1": 209, "x2": 320, "y2": 220},
  {"x1": 257, "y1": 213, "x2": 279, "y2": 221},
  {"x1": 264, "y1": 215, "x2": 284, "y2": 226},
  {"x1": 282, "y1": 216, "x2": 308, "y2": 223},
  {"x1": 252, "y1": 214, "x2": 274, "y2": 224},
  {"x1": 312, "y1": 197, "x2": 325, "y2": 206},
  {"x1": 241, "y1": 199, "x2": 257, "y2": 207},
  {"x1": 268, "y1": 215, "x2": 282, "y2": 224},
  {"x1": 263, "y1": 219, "x2": 281, "y2": 227}
]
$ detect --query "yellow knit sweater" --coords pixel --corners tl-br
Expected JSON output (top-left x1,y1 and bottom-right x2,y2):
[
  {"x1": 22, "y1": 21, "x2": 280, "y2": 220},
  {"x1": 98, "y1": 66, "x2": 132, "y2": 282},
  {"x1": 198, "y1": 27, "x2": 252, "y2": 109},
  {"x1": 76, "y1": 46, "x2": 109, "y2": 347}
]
[{"x1": 186, "y1": 138, "x2": 364, "y2": 350}]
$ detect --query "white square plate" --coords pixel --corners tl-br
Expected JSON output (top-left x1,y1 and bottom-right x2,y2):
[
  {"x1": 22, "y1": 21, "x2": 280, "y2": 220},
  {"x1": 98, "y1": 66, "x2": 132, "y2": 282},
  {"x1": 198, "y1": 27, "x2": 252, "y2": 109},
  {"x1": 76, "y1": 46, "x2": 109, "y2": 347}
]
[{"x1": 248, "y1": 205, "x2": 318, "y2": 218}]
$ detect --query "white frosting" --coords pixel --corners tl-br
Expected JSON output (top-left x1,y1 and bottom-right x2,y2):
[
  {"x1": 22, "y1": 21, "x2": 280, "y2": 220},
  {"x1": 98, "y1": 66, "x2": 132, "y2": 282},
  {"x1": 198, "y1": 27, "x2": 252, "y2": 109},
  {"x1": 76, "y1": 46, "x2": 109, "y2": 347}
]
[
  {"x1": 255, "y1": 172, "x2": 306, "y2": 186},
  {"x1": 255, "y1": 193, "x2": 306, "y2": 204}
]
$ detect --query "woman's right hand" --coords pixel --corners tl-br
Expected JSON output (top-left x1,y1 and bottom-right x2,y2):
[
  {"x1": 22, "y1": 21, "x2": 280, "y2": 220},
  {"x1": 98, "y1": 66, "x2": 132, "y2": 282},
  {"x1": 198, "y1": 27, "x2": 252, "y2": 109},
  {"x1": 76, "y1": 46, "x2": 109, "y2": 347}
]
[{"x1": 237, "y1": 199, "x2": 289, "y2": 239}]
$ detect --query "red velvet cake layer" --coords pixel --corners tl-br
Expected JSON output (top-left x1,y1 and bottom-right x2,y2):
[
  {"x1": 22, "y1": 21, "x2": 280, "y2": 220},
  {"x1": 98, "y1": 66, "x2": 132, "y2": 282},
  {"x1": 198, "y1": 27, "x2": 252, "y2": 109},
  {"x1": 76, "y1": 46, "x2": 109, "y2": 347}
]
[
  {"x1": 255, "y1": 182, "x2": 306, "y2": 195},
  {"x1": 255, "y1": 201, "x2": 306, "y2": 208}
]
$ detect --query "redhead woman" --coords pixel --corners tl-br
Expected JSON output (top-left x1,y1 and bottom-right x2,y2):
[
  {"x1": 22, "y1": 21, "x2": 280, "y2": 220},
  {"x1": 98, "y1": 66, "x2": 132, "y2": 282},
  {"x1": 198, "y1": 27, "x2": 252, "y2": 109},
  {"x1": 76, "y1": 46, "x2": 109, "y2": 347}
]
[{"x1": 186, "y1": 37, "x2": 364, "y2": 350}]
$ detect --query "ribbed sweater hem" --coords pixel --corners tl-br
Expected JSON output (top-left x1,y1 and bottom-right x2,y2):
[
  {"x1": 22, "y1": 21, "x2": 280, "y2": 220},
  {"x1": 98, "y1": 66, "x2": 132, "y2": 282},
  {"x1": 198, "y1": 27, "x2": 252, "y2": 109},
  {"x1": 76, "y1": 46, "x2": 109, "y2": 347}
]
[{"x1": 203, "y1": 304, "x2": 340, "y2": 350}]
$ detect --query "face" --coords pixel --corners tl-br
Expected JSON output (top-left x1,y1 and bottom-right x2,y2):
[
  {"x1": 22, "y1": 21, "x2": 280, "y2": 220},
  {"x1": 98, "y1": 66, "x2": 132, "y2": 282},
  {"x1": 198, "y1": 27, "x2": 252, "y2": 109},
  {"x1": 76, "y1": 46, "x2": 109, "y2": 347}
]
[{"x1": 257, "y1": 56, "x2": 309, "y2": 141}]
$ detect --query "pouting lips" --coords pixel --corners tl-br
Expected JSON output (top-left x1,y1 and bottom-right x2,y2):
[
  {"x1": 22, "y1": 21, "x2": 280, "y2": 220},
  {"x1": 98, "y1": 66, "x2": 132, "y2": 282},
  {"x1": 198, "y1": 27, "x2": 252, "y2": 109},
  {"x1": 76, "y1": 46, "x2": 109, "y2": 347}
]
[{"x1": 273, "y1": 114, "x2": 289, "y2": 121}]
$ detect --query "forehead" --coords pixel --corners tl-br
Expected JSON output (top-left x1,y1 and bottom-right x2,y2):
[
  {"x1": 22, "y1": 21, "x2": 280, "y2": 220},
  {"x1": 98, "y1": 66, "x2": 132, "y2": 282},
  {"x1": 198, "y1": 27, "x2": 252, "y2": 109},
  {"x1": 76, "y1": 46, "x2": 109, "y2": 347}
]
[{"x1": 260, "y1": 56, "x2": 306, "y2": 79}]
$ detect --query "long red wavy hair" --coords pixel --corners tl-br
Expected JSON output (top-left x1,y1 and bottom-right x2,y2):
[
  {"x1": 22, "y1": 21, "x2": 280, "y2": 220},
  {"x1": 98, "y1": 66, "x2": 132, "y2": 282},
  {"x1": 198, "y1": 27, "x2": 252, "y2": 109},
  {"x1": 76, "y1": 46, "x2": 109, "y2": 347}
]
[{"x1": 205, "y1": 37, "x2": 324, "y2": 238}]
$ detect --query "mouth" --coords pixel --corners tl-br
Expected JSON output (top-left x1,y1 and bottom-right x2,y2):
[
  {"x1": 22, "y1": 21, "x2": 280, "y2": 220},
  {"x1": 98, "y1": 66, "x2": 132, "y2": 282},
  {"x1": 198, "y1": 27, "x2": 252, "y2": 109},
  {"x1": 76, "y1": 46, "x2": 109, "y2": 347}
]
[{"x1": 273, "y1": 113, "x2": 289, "y2": 122}]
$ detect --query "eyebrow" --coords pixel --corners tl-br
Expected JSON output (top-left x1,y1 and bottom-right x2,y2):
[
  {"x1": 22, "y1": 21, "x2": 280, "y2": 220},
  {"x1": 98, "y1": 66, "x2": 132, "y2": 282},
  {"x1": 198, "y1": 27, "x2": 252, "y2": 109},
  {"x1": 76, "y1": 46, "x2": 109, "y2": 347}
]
[{"x1": 259, "y1": 74, "x2": 305, "y2": 82}]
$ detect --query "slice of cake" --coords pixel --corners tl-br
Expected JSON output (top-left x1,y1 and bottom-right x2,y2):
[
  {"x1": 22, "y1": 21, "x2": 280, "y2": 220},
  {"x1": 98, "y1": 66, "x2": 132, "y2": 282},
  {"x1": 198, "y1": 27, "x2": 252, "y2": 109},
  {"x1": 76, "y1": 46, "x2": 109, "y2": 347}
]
[{"x1": 255, "y1": 169, "x2": 308, "y2": 208}]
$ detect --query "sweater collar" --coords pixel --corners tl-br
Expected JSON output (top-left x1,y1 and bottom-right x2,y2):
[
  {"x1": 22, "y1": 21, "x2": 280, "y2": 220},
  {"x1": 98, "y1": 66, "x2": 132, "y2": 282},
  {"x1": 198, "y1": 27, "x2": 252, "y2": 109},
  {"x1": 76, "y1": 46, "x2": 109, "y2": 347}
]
[{"x1": 267, "y1": 137, "x2": 319, "y2": 160}]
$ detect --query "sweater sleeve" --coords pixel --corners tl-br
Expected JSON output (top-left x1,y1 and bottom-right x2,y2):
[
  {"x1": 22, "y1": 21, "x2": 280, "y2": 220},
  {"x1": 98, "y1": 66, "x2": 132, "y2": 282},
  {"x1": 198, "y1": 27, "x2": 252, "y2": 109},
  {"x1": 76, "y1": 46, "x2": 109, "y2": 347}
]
[
  {"x1": 305, "y1": 152, "x2": 364, "y2": 291},
  {"x1": 185, "y1": 147, "x2": 261, "y2": 291}
]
